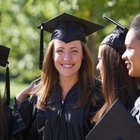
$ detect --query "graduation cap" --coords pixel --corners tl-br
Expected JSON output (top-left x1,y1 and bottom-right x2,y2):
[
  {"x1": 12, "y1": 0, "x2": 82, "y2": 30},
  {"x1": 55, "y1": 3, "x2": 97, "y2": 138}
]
[
  {"x1": 86, "y1": 99, "x2": 140, "y2": 140},
  {"x1": 37, "y1": 12, "x2": 103, "y2": 69},
  {"x1": 0, "y1": 45, "x2": 11, "y2": 106},
  {"x1": 100, "y1": 16, "x2": 128, "y2": 55}
]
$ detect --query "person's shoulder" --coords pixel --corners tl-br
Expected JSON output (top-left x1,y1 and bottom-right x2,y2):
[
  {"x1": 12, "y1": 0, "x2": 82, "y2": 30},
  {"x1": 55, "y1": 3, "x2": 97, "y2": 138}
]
[
  {"x1": 95, "y1": 78, "x2": 102, "y2": 88},
  {"x1": 4, "y1": 105, "x2": 13, "y2": 121},
  {"x1": 30, "y1": 95, "x2": 38, "y2": 104}
]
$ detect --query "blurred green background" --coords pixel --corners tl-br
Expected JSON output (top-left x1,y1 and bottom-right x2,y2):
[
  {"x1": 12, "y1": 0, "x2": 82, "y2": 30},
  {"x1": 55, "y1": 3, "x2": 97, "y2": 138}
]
[
  {"x1": 0, "y1": 0, "x2": 140, "y2": 105},
  {"x1": 0, "y1": 81, "x2": 28, "y2": 106}
]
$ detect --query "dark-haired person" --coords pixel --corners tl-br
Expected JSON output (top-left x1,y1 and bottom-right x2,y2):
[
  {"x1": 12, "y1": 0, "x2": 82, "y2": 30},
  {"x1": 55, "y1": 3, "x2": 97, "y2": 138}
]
[
  {"x1": 93, "y1": 17, "x2": 138, "y2": 123},
  {"x1": 85, "y1": 17, "x2": 140, "y2": 140},
  {"x1": 122, "y1": 13, "x2": 140, "y2": 125},
  {"x1": 0, "y1": 45, "x2": 12, "y2": 140}
]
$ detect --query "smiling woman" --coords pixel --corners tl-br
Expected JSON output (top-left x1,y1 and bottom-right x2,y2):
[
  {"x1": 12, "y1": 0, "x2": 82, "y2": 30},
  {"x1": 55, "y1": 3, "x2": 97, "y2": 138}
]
[
  {"x1": 12, "y1": 13, "x2": 104, "y2": 140},
  {"x1": 122, "y1": 29, "x2": 140, "y2": 77},
  {"x1": 121, "y1": 13, "x2": 140, "y2": 125},
  {"x1": 53, "y1": 40, "x2": 83, "y2": 82}
]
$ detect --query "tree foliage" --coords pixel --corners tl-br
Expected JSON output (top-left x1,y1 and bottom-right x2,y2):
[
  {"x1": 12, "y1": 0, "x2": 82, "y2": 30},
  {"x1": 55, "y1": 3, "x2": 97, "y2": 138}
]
[{"x1": 0, "y1": 0, "x2": 140, "y2": 82}]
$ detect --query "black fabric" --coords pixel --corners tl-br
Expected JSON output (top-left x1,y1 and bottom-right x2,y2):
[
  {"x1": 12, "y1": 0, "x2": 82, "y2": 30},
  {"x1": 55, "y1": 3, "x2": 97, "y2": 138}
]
[
  {"x1": 0, "y1": 47, "x2": 12, "y2": 140},
  {"x1": 83, "y1": 79, "x2": 104, "y2": 136},
  {"x1": 101, "y1": 17, "x2": 128, "y2": 55},
  {"x1": 12, "y1": 81, "x2": 103, "y2": 140},
  {"x1": 0, "y1": 45, "x2": 11, "y2": 110},
  {"x1": 37, "y1": 12, "x2": 103, "y2": 43},
  {"x1": 86, "y1": 99, "x2": 140, "y2": 140},
  {"x1": 4, "y1": 106, "x2": 13, "y2": 140},
  {"x1": 130, "y1": 89, "x2": 140, "y2": 125},
  {"x1": 52, "y1": 22, "x2": 86, "y2": 43},
  {"x1": 39, "y1": 28, "x2": 44, "y2": 69},
  {"x1": 0, "y1": 45, "x2": 10, "y2": 67},
  {"x1": 4, "y1": 66, "x2": 10, "y2": 106}
]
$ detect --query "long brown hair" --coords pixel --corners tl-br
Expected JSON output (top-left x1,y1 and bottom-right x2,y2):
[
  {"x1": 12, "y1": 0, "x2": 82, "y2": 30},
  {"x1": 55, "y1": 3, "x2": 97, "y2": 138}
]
[
  {"x1": 36, "y1": 41, "x2": 97, "y2": 109},
  {"x1": 93, "y1": 45, "x2": 137, "y2": 123}
]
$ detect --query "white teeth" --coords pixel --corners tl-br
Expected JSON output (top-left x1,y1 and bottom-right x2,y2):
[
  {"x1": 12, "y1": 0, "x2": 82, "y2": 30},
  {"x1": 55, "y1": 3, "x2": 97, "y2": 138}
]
[
  {"x1": 62, "y1": 64, "x2": 73, "y2": 68},
  {"x1": 125, "y1": 61, "x2": 131, "y2": 70}
]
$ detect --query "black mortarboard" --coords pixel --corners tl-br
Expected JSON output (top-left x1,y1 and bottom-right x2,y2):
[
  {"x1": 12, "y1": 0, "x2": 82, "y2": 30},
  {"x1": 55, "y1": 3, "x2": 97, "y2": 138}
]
[
  {"x1": 0, "y1": 45, "x2": 10, "y2": 67},
  {"x1": 37, "y1": 13, "x2": 103, "y2": 69},
  {"x1": 0, "y1": 45, "x2": 11, "y2": 106},
  {"x1": 86, "y1": 99, "x2": 140, "y2": 140},
  {"x1": 101, "y1": 16, "x2": 128, "y2": 55}
]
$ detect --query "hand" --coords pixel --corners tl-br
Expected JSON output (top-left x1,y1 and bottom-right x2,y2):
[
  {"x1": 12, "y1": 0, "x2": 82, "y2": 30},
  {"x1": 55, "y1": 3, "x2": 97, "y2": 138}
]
[{"x1": 16, "y1": 81, "x2": 36, "y2": 105}]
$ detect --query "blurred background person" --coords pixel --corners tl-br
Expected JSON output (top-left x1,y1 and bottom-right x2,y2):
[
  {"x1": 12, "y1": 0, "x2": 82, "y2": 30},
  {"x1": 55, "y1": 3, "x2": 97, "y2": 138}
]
[{"x1": 0, "y1": 45, "x2": 12, "y2": 140}]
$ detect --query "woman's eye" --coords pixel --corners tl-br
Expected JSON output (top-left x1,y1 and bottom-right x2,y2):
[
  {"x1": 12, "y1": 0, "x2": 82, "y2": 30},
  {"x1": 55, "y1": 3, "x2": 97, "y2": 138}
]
[
  {"x1": 57, "y1": 50, "x2": 63, "y2": 53},
  {"x1": 98, "y1": 58, "x2": 101, "y2": 62},
  {"x1": 126, "y1": 48, "x2": 132, "y2": 52},
  {"x1": 126, "y1": 45, "x2": 133, "y2": 50},
  {"x1": 72, "y1": 50, "x2": 78, "y2": 53}
]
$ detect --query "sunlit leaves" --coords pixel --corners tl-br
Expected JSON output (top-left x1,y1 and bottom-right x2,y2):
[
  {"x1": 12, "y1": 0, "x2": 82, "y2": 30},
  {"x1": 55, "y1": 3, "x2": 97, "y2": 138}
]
[{"x1": 0, "y1": 0, "x2": 140, "y2": 82}]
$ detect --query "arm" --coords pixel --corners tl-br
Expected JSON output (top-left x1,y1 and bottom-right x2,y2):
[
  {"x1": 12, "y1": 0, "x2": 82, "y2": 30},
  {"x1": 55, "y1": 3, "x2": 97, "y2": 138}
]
[
  {"x1": 12, "y1": 80, "x2": 39, "y2": 136},
  {"x1": 12, "y1": 91, "x2": 37, "y2": 137}
]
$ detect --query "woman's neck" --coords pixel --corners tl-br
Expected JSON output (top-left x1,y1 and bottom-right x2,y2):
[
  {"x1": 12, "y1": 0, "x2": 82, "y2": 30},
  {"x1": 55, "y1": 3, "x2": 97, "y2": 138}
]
[{"x1": 59, "y1": 76, "x2": 78, "y2": 100}]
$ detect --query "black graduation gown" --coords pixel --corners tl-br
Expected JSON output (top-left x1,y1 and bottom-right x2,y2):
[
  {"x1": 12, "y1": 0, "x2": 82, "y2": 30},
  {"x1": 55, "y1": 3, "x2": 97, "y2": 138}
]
[
  {"x1": 4, "y1": 106, "x2": 13, "y2": 140},
  {"x1": 12, "y1": 81, "x2": 103, "y2": 140},
  {"x1": 130, "y1": 89, "x2": 140, "y2": 125},
  {"x1": 0, "y1": 105, "x2": 13, "y2": 140}
]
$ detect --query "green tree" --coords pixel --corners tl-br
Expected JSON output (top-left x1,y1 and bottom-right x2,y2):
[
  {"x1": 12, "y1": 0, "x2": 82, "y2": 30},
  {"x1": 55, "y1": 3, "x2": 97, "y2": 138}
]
[{"x1": 0, "y1": 0, "x2": 140, "y2": 82}]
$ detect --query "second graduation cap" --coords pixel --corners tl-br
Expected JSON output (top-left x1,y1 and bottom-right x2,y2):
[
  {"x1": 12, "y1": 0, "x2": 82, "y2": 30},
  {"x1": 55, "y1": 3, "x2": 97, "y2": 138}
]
[
  {"x1": 101, "y1": 16, "x2": 128, "y2": 55},
  {"x1": 37, "y1": 13, "x2": 103, "y2": 69}
]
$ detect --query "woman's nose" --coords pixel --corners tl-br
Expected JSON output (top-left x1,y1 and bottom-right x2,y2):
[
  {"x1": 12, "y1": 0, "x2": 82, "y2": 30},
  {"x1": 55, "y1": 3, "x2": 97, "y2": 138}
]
[
  {"x1": 96, "y1": 63, "x2": 99, "y2": 71},
  {"x1": 121, "y1": 50, "x2": 127, "y2": 60},
  {"x1": 63, "y1": 52, "x2": 71, "y2": 61}
]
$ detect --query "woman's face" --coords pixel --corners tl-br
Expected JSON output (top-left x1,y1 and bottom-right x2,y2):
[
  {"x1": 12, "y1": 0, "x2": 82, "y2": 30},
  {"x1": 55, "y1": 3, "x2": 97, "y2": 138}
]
[
  {"x1": 53, "y1": 39, "x2": 83, "y2": 79},
  {"x1": 122, "y1": 29, "x2": 140, "y2": 77},
  {"x1": 96, "y1": 45, "x2": 105, "y2": 81}
]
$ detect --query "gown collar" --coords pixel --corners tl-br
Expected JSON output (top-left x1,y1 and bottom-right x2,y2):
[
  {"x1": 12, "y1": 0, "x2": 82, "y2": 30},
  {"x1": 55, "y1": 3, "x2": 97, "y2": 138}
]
[{"x1": 47, "y1": 81, "x2": 79, "y2": 105}]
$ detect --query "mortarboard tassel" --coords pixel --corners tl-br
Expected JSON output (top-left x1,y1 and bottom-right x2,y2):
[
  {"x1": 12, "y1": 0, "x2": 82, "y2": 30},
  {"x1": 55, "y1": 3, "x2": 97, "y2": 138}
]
[
  {"x1": 4, "y1": 64, "x2": 10, "y2": 106},
  {"x1": 39, "y1": 24, "x2": 44, "y2": 70}
]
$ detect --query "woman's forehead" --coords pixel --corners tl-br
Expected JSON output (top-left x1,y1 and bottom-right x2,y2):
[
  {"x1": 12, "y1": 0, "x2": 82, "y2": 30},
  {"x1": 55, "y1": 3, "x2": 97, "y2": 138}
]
[{"x1": 53, "y1": 39, "x2": 82, "y2": 47}]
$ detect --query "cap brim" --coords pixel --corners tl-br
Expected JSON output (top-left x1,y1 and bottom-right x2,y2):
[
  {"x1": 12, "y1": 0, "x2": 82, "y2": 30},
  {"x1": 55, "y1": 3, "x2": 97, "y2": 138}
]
[{"x1": 104, "y1": 16, "x2": 128, "y2": 31}]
